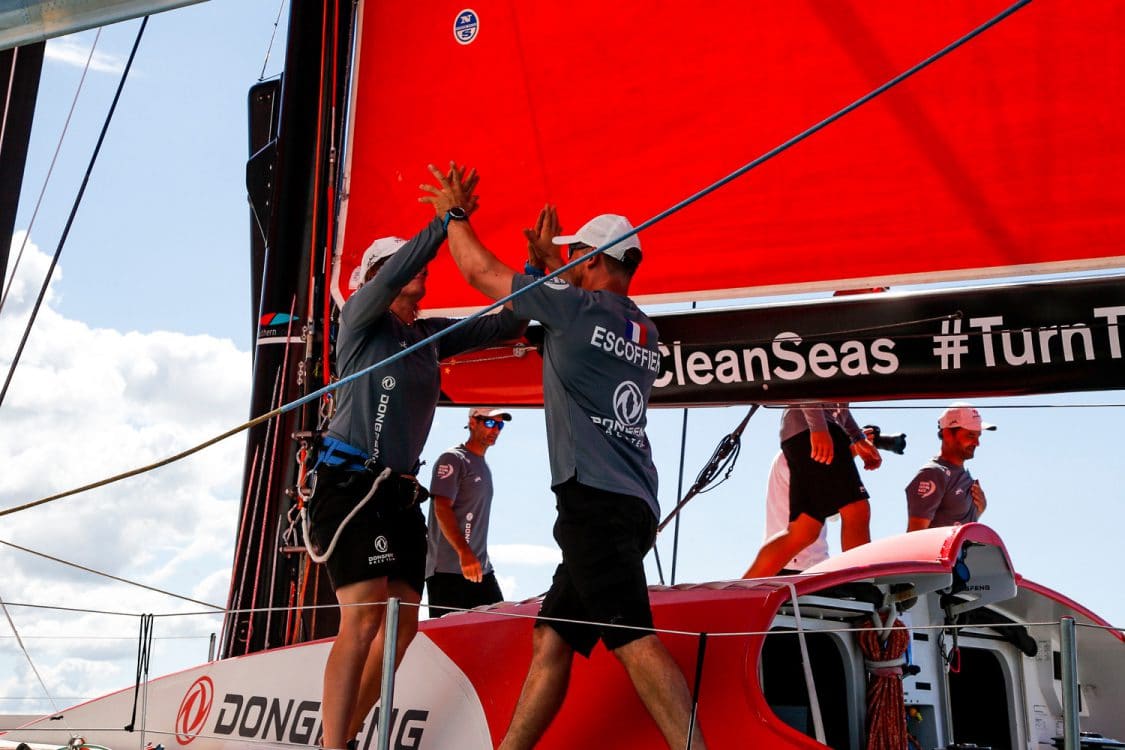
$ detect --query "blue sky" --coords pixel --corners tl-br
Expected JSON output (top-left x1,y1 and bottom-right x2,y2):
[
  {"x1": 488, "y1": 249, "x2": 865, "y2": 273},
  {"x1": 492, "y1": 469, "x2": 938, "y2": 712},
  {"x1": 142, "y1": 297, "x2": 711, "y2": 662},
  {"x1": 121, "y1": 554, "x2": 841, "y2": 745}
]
[{"x1": 2, "y1": 0, "x2": 1122, "y2": 713}]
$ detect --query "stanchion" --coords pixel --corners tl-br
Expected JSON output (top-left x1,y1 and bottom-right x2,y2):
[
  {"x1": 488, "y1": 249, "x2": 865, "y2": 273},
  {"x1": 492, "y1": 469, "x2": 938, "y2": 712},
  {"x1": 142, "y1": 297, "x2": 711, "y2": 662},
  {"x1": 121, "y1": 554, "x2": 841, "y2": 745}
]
[
  {"x1": 1060, "y1": 616, "x2": 1080, "y2": 750},
  {"x1": 377, "y1": 597, "x2": 400, "y2": 750}
]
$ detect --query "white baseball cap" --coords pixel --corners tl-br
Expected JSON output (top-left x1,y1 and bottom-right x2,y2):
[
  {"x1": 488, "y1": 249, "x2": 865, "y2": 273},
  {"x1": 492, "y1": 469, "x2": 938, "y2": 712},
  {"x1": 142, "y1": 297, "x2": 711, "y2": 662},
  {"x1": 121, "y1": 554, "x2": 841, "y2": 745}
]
[
  {"x1": 938, "y1": 403, "x2": 996, "y2": 432},
  {"x1": 552, "y1": 214, "x2": 642, "y2": 263},
  {"x1": 468, "y1": 407, "x2": 512, "y2": 422},
  {"x1": 348, "y1": 236, "x2": 407, "y2": 290}
]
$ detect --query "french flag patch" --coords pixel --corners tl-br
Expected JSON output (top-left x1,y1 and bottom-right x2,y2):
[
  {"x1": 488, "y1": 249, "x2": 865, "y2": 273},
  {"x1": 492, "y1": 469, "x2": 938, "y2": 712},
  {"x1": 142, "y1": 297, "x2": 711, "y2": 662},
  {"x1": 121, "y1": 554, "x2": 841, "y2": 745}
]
[{"x1": 624, "y1": 319, "x2": 647, "y2": 345}]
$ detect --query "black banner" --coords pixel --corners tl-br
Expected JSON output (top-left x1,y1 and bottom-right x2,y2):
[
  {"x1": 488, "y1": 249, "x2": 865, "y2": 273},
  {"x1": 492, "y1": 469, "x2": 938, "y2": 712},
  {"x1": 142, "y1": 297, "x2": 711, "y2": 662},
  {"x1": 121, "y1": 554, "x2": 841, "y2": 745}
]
[{"x1": 648, "y1": 276, "x2": 1125, "y2": 405}]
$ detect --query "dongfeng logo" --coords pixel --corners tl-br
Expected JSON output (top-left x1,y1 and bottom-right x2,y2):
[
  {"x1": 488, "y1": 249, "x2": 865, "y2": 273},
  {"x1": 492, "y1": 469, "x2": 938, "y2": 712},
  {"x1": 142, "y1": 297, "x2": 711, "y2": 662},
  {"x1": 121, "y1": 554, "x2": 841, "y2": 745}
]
[
  {"x1": 175, "y1": 676, "x2": 214, "y2": 745},
  {"x1": 382, "y1": 376, "x2": 396, "y2": 390},
  {"x1": 453, "y1": 9, "x2": 479, "y2": 44},
  {"x1": 374, "y1": 536, "x2": 390, "y2": 553},
  {"x1": 612, "y1": 381, "x2": 644, "y2": 426},
  {"x1": 544, "y1": 276, "x2": 569, "y2": 290}
]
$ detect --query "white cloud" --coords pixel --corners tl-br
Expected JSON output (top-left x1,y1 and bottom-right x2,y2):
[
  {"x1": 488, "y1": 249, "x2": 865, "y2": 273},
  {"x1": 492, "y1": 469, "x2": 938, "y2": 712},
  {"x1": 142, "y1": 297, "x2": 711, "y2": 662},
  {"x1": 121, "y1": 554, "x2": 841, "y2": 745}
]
[
  {"x1": 0, "y1": 233, "x2": 246, "y2": 709},
  {"x1": 490, "y1": 544, "x2": 561, "y2": 567},
  {"x1": 44, "y1": 37, "x2": 126, "y2": 75}
]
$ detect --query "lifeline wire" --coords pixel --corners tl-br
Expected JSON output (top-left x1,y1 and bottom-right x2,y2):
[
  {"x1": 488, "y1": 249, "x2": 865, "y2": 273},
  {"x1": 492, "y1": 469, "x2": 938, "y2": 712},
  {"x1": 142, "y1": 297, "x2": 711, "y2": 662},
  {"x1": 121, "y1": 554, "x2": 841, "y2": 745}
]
[
  {"x1": 0, "y1": 18, "x2": 148, "y2": 411},
  {"x1": 0, "y1": 538, "x2": 222, "y2": 610},
  {"x1": 0, "y1": 590, "x2": 65, "y2": 721},
  {"x1": 0, "y1": 29, "x2": 103, "y2": 316},
  {"x1": 0, "y1": 0, "x2": 1033, "y2": 519}
]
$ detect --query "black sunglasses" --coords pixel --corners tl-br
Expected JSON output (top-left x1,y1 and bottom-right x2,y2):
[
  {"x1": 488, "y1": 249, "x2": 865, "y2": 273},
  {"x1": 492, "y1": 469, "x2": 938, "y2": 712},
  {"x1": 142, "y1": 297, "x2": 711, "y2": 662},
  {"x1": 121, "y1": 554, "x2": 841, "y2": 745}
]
[{"x1": 474, "y1": 417, "x2": 505, "y2": 430}]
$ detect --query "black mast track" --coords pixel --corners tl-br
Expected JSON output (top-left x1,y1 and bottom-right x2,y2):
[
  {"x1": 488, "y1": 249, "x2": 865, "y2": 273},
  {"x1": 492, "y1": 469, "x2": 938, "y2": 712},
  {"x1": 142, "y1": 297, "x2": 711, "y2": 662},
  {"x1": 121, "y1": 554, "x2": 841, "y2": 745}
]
[
  {"x1": 0, "y1": 42, "x2": 45, "y2": 287},
  {"x1": 227, "y1": 0, "x2": 355, "y2": 657}
]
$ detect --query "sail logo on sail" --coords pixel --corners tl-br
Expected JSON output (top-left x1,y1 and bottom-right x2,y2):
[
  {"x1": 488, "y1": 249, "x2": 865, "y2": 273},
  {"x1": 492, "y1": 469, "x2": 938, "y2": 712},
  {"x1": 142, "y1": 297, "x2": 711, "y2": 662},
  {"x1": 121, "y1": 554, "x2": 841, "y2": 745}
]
[
  {"x1": 175, "y1": 676, "x2": 214, "y2": 745},
  {"x1": 453, "y1": 9, "x2": 480, "y2": 45}
]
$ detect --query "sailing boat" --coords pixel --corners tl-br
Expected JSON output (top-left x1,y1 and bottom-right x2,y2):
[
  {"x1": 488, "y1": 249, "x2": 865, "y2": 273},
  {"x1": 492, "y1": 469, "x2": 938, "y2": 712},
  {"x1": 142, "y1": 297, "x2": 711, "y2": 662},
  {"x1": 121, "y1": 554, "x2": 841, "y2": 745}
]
[{"x1": 2, "y1": 1, "x2": 1124, "y2": 748}]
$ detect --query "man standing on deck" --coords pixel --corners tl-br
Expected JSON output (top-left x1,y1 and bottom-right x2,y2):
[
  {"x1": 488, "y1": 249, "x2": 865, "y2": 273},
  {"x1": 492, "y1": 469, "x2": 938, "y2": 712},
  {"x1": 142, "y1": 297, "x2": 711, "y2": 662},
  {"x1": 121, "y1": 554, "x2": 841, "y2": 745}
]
[
  {"x1": 305, "y1": 167, "x2": 525, "y2": 750},
  {"x1": 424, "y1": 407, "x2": 512, "y2": 618},
  {"x1": 905, "y1": 403, "x2": 995, "y2": 531},
  {"x1": 421, "y1": 164, "x2": 707, "y2": 750},
  {"x1": 743, "y1": 404, "x2": 881, "y2": 578}
]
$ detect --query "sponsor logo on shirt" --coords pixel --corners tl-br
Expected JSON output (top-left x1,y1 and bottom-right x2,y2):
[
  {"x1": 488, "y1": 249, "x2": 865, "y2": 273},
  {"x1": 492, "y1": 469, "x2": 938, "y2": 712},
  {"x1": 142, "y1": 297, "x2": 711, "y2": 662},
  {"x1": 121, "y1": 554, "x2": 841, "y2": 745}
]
[
  {"x1": 374, "y1": 536, "x2": 389, "y2": 553},
  {"x1": 589, "y1": 325, "x2": 661, "y2": 373},
  {"x1": 436, "y1": 463, "x2": 454, "y2": 480},
  {"x1": 382, "y1": 376, "x2": 397, "y2": 390},
  {"x1": 544, "y1": 276, "x2": 569, "y2": 290},
  {"x1": 371, "y1": 393, "x2": 391, "y2": 461},
  {"x1": 589, "y1": 380, "x2": 649, "y2": 449},
  {"x1": 613, "y1": 381, "x2": 645, "y2": 426},
  {"x1": 916, "y1": 480, "x2": 937, "y2": 498}
]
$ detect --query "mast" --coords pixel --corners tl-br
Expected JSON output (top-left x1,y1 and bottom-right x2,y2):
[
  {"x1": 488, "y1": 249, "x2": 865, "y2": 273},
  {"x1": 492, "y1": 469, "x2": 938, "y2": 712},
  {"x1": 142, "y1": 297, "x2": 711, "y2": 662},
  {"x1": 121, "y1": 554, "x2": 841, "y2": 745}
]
[{"x1": 223, "y1": 0, "x2": 354, "y2": 657}]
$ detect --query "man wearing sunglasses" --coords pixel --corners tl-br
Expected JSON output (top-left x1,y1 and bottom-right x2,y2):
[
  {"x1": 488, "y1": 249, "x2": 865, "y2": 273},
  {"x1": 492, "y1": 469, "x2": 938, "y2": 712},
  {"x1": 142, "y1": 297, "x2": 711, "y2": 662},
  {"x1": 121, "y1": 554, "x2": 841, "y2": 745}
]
[
  {"x1": 425, "y1": 407, "x2": 512, "y2": 617},
  {"x1": 421, "y1": 164, "x2": 707, "y2": 750}
]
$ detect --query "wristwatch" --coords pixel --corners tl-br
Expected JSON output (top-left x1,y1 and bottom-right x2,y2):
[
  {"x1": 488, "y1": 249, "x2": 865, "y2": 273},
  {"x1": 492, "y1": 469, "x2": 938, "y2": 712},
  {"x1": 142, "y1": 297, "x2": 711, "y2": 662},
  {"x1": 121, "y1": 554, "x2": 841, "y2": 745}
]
[{"x1": 443, "y1": 206, "x2": 469, "y2": 231}]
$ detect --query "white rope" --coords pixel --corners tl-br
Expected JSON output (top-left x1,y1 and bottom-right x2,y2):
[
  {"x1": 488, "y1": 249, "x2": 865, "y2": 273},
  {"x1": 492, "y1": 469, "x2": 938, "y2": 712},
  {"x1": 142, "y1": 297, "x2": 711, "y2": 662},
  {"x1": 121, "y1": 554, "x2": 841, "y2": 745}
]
[{"x1": 301, "y1": 466, "x2": 392, "y2": 563}]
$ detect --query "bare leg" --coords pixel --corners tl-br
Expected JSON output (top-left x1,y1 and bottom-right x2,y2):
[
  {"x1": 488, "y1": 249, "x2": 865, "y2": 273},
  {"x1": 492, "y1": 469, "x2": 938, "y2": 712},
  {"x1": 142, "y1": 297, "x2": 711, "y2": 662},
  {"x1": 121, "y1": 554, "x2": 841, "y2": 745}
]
[
  {"x1": 321, "y1": 577, "x2": 388, "y2": 749},
  {"x1": 497, "y1": 625, "x2": 574, "y2": 750},
  {"x1": 838, "y1": 499, "x2": 871, "y2": 551},
  {"x1": 614, "y1": 634, "x2": 708, "y2": 749},
  {"x1": 742, "y1": 514, "x2": 823, "y2": 578},
  {"x1": 345, "y1": 580, "x2": 421, "y2": 739}
]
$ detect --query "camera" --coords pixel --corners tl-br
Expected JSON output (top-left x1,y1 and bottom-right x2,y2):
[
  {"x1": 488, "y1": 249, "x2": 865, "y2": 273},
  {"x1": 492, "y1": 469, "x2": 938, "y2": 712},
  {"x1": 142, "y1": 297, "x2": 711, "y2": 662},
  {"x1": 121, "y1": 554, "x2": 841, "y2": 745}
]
[{"x1": 864, "y1": 425, "x2": 907, "y2": 455}]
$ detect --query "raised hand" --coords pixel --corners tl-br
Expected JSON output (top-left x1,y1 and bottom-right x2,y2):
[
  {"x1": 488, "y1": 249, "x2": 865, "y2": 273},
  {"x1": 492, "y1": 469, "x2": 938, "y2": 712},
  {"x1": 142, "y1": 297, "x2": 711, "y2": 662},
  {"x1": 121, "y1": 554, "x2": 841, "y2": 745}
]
[
  {"x1": 419, "y1": 161, "x2": 480, "y2": 217},
  {"x1": 522, "y1": 204, "x2": 563, "y2": 272}
]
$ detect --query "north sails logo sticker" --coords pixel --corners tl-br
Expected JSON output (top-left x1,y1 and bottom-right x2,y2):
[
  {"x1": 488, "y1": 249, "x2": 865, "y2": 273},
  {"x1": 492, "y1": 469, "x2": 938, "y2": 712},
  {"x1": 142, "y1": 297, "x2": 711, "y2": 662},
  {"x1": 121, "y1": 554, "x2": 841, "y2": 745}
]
[
  {"x1": 453, "y1": 9, "x2": 479, "y2": 44},
  {"x1": 436, "y1": 463, "x2": 454, "y2": 480},
  {"x1": 612, "y1": 381, "x2": 644, "y2": 426},
  {"x1": 175, "y1": 675, "x2": 214, "y2": 745},
  {"x1": 374, "y1": 536, "x2": 390, "y2": 553},
  {"x1": 382, "y1": 376, "x2": 396, "y2": 390},
  {"x1": 916, "y1": 480, "x2": 937, "y2": 498}
]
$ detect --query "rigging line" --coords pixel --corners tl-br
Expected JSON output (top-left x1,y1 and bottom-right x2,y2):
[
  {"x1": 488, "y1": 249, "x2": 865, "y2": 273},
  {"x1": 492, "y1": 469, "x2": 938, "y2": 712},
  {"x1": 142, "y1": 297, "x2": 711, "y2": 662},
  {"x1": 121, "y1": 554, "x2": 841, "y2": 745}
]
[
  {"x1": 0, "y1": 18, "x2": 149, "y2": 413},
  {"x1": 258, "y1": 0, "x2": 288, "y2": 81},
  {"x1": 0, "y1": 28, "x2": 103, "y2": 317},
  {"x1": 0, "y1": 590, "x2": 66, "y2": 722},
  {"x1": 0, "y1": 538, "x2": 222, "y2": 610},
  {"x1": 0, "y1": 0, "x2": 1033, "y2": 518}
]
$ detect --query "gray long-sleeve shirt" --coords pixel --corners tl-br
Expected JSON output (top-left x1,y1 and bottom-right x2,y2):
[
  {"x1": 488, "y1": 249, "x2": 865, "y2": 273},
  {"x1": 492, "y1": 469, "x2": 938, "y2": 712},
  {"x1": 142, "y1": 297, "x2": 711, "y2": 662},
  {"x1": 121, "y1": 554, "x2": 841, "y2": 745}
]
[{"x1": 326, "y1": 218, "x2": 525, "y2": 473}]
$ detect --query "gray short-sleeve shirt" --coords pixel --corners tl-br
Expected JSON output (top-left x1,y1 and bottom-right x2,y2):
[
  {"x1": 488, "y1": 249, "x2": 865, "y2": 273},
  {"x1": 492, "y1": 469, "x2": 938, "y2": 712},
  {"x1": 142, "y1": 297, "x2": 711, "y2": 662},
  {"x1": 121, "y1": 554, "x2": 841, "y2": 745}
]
[
  {"x1": 510, "y1": 274, "x2": 660, "y2": 516},
  {"x1": 425, "y1": 446, "x2": 494, "y2": 577},
  {"x1": 906, "y1": 457, "x2": 977, "y2": 527}
]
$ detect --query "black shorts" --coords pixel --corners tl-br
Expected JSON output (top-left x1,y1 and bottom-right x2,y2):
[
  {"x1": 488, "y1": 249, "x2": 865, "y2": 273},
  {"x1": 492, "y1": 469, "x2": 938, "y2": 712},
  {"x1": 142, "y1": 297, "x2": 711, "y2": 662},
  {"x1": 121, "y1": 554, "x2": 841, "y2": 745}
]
[
  {"x1": 425, "y1": 571, "x2": 504, "y2": 618},
  {"x1": 781, "y1": 423, "x2": 869, "y2": 523},
  {"x1": 538, "y1": 478, "x2": 657, "y2": 657},
  {"x1": 306, "y1": 465, "x2": 427, "y2": 593}
]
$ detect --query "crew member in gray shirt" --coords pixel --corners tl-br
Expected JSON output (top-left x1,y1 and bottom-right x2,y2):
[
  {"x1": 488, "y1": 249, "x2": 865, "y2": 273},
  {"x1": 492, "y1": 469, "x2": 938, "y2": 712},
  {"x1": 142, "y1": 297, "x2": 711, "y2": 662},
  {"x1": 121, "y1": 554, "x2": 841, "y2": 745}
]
[
  {"x1": 906, "y1": 403, "x2": 995, "y2": 530},
  {"x1": 425, "y1": 407, "x2": 511, "y2": 617},
  {"x1": 422, "y1": 163, "x2": 707, "y2": 750},
  {"x1": 310, "y1": 170, "x2": 525, "y2": 750}
]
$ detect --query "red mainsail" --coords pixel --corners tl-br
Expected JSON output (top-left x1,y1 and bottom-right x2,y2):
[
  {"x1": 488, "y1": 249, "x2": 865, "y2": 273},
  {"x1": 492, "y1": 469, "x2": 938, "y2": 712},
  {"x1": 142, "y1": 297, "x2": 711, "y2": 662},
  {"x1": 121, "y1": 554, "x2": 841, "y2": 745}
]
[{"x1": 336, "y1": 0, "x2": 1125, "y2": 315}]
